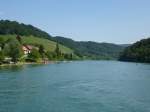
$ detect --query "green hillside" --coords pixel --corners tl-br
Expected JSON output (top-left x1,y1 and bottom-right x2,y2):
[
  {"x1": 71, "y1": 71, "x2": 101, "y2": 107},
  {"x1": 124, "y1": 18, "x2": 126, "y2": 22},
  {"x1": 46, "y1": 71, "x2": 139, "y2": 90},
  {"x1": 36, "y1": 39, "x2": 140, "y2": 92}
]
[
  {"x1": 0, "y1": 20, "x2": 126, "y2": 60},
  {"x1": 119, "y1": 38, "x2": 150, "y2": 63},
  {"x1": 52, "y1": 36, "x2": 125, "y2": 59},
  {"x1": 0, "y1": 35, "x2": 73, "y2": 54}
]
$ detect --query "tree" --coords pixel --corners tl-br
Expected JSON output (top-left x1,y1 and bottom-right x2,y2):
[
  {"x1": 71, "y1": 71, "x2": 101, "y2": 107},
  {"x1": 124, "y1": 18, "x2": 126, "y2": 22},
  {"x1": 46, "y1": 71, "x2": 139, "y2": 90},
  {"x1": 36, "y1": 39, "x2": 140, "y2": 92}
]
[
  {"x1": 0, "y1": 51, "x2": 4, "y2": 62},
  {"x1": 45, "y1": 51, "x2": 53, "y2": 60},
  {"x1": 39, "y1": 45, "x2": 45, "y2": 58},
  {"x1": 9, "y1": 41, "x2": 23, "y2": 63},
  {"x1": 0, "y1": 37, "x2": 5, "y2": 49},
  {"x1": 16, "y1": 35, "x2": 22, "y2": 44},
  {"x1": 55, "y1": 42, "x2": 61, "y2": 58},
  {"x1": 28, "y1": 49, "x2": 41, "y2": 62},
  {"x1": 3, "y1": 39, "x2": 23, "y2": 63}
]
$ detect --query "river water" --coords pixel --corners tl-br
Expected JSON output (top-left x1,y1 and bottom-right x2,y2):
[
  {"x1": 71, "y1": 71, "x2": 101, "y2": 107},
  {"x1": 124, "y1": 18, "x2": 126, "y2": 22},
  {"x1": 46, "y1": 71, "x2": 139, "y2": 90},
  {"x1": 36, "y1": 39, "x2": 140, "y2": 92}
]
[{"x1": 0, "y1": 61, "x2": 150, "y2": 112}]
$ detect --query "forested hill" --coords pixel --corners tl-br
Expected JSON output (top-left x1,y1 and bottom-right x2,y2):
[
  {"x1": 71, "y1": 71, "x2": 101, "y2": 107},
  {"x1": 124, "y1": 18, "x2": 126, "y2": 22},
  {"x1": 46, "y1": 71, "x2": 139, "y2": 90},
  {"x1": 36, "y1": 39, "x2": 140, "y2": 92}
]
[
  {"x1": 0, "y1": 20, "x2": 52, "y2": 39},
  {"x1": 0, "y1": 20, "x2": 126, "y2": 59},
  {"x1": 119, "y1": 38, "x2": 150, "y2": 63},
  {"x1": 52, "y1": 36, "x2": 125, "y2": 59}
]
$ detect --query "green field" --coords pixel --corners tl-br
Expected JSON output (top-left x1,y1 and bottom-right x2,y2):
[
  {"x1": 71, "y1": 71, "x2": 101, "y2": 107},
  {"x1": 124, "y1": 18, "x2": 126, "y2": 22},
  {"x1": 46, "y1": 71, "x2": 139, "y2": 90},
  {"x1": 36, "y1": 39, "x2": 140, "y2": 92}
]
[{"x1": 0, "y1": 35, "x2": 73, "y2": 53}]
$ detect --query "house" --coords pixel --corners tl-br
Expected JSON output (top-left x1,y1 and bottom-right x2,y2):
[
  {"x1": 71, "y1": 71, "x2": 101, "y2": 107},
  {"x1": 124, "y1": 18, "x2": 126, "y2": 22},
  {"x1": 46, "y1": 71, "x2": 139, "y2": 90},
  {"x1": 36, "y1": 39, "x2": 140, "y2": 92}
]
[
  {"x1": 22, "y1": 45, "x2": 33, "y2": 55},
  {"x1": 22, "y1": 45, "x2": 30, "y2": 55},
  {"x1": 22, "y1": 45, "x2": 39, "y2": 55}
]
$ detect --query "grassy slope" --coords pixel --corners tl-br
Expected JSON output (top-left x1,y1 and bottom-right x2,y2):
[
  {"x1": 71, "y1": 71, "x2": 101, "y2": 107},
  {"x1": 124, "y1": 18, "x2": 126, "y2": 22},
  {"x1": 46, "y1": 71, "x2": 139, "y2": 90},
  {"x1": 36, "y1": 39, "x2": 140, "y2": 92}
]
[{"x1": 0, "y1": 35, "x2": 73, "y2": 53}]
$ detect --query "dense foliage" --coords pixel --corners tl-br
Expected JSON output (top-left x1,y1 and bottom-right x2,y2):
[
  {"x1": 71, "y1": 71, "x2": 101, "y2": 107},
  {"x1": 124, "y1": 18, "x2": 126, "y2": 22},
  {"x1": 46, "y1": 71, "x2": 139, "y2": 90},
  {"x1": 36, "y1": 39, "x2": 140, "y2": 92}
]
[
  {"x1": 28, "y1": 49, "x2": 41, "y2": 62},
  {"x1": 52, "y1": 36, "x2": 125, "y2": 59},
  {"x1": 0, "y1": 20, "x2": 52, "y2": 39},
  {"x1": 119, "y1": 38, "x2": 150, "y2": 63},
  {"x1": 3, "y1": 38, "x2": 23, "y2": 62}
]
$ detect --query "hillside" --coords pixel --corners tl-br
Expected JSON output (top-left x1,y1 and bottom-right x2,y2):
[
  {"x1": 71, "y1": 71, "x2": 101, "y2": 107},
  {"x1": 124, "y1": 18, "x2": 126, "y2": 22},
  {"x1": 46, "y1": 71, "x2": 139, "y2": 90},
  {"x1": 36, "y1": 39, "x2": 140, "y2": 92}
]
[
  {"x1": 52, "y1": 36, "x2": 125, "y2": 59},
  {"x1": 0, "y1": 20, "x2": 126, "y2": 59},
  {"x1": 0, "y1": 35, "x2": 73, "y2": 54},
  {"x1": 119, "y1": 38, "x2": 150, "y2": 63},
  {"x1": 0, "y1": 20, "x2": 52, "y2": 39}
]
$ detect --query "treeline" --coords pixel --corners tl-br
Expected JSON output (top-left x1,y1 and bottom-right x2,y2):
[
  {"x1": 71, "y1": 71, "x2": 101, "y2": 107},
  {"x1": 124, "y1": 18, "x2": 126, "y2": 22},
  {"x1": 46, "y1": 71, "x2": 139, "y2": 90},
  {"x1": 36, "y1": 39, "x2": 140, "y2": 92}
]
[
  {"x1": 0, "y1": 20, "x2": 51, "y2": 39},
  {"x1": 119, "y1": 38, "x2": 150, "y2": 63}
]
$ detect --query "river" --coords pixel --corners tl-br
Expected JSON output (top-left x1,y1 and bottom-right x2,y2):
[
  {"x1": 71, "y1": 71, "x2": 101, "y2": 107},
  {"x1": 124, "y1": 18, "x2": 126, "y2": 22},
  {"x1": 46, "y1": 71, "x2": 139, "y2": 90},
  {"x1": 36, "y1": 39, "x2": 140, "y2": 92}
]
[{"x1": 0, "y1": 61, "x2": 150, "y2": 112}]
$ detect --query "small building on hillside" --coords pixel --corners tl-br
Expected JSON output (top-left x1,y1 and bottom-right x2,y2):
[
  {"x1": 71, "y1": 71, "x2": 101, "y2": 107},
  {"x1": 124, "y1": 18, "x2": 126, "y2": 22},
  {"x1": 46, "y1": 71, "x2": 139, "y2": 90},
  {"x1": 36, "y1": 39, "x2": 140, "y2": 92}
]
[
  {"x1": 22, "y1": 46, "x2": 30, "y2": 55},
  {"x1": 22, "y1": 45, "x2": 39, "y2": 55}
]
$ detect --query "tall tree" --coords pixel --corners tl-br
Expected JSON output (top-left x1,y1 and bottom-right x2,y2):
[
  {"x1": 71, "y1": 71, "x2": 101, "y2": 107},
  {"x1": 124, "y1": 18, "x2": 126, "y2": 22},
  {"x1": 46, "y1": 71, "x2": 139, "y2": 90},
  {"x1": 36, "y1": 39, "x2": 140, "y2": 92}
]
[
  {"x1": 39, "y1": 45, "x2": 45, "y2": 58},
  {"x1": 0, "y1": 37, "x2": 5, "y2": 49},
  {"x1": 55, "y1": 42, "x2": 61, "y2": 57},
  {"x1": 0, "y1": 51, "x2": 4, "y2": 62},
  {"x1": 16, "y1": 35, "x2": 22, "y2": 44},
  {"x1": 3, "y1": 39, "x2": 23, "y2": 63}
]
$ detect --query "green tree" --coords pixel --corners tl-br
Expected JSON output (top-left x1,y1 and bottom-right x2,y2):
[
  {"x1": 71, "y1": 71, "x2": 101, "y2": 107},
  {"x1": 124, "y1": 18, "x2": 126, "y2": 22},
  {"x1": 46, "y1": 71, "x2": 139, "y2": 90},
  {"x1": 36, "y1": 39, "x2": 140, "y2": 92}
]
[
  {"x1": 55, "y1": 42, "x2": 61, "y2": 58},
  {"x1": 45, "y1": 51, "x2": 53, "y2": 60},
  {"x1": 0, "y1": 37, "x2": 5, "y2": 49},
  {"x1": 39, "y1": 45, "x2": 45, "y2": 58},
  {"x1": 9, "y1": 42, "x2": 23, "y2": 63},
  {"x1": 0, "y1": 51, "x2": 4, "y2": 62},
  {"x1": 3, "y1": 39, "x2": 23, "y2": 63},
  {"x1": 28, "y1": 49, "x2": 41, "y2": 62},
  {"x1": 16, "y1": 35, "x2": 22, "y2": 44}
]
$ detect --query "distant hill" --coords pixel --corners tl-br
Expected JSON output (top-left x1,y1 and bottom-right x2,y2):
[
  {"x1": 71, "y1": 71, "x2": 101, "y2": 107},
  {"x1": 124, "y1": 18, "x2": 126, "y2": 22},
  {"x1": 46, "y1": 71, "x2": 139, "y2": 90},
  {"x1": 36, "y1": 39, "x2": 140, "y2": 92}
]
[
  {"x1": 52, "y1": 36, "x2": 125, "y2": 59},
  {"x1": 0, "y1": 20, "x2": 126, "y2": 59},
  {"x1": 119, "y1": 38, "x2": 150, "y2": 63},
  {"x1": 119, "y1": 44, "x2": 131, "y2": 47}
]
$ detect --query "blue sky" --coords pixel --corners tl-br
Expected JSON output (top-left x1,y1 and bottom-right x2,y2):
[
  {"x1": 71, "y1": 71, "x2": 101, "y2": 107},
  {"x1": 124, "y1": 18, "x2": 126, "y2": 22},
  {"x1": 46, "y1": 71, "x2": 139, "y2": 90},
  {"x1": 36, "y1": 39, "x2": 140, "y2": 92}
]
[{"x1": 0, "y1": 0, "x2": 150, "y2": 44}]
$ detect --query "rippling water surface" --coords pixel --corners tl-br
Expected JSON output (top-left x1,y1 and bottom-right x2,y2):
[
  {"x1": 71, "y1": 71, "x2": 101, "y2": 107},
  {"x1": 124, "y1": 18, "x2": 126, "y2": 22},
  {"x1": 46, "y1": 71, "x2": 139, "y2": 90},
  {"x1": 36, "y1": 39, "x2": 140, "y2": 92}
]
[{"x1": 0, "y1": 61, "x2": 150, "y2": 112}]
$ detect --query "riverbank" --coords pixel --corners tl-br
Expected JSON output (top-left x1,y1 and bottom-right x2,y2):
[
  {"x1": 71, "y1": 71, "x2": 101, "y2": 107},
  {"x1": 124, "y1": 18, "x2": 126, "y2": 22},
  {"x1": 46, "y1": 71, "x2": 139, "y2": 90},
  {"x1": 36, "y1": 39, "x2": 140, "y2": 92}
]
[
  {"x1": 0, "y1": 61, "x2": 51, "y2": 67},
  {"x1": 0, "y1": 60, "x2": 74, "y2": 67}
]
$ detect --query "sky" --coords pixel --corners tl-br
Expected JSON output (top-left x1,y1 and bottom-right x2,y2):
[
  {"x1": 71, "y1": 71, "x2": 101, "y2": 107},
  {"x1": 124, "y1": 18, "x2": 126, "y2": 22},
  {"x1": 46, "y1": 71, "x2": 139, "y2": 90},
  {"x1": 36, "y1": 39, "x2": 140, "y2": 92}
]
[{"x1": 0, "y1": 0, "x2": 150, "y2": 44}]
